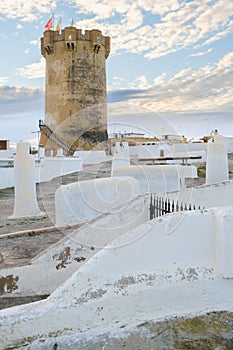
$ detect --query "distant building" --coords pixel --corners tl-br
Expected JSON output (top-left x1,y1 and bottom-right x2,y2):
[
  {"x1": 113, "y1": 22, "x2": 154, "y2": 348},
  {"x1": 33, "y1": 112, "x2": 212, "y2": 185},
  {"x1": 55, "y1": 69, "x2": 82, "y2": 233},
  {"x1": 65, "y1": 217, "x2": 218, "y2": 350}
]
[
  {"x1": 40, "y1": 26, "x2": 111, "y2": 155},
  {"x1": 0, "y1": 139, "x2": 10, "y2": 151}
]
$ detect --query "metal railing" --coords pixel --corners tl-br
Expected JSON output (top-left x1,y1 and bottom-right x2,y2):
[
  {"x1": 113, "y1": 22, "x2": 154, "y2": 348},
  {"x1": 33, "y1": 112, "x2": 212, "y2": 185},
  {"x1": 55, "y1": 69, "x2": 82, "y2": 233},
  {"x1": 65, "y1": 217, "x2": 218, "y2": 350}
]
[
  {"x1": 149, "y1": 195, "x2": 204, "y2": 220},
  {"x1": 39, "y1": 121, "x2": 73, "y2": 155}
]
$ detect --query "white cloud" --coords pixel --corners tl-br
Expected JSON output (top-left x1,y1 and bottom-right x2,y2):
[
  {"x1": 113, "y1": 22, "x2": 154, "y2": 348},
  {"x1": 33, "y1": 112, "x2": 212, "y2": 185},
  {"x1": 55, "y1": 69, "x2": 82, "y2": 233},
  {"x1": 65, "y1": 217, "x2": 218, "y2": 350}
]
[
  {"x1": 0, "y1": 85, "x2": 43, "y2": 101},
  {"x1": 0, "y1": 0, "x2": 57, "y2": 21},
  {"x1": 0, "y1": 77, "x2": 8, "y2": 84},
  {"x1": 16, "y1": 23, "x2": 23, "y2": 29},
  {"x1": 117, "y1": 51, "x2": 233, "y2": 113},
  {"x1": 17, "y1": 58, "x2": 45, "y2": 79},
  {"x1": 1, "y1": 0, "x2": 232, "y2": 60},
  {"x1": 30, "y1": 40, "x2": 39, "y2": 46},
  {"x1": 66, "y1": 0, "x2": 233, "y2": 59},
  {"x1": 130, "y1": 75, "x2": 151, "y2": 89},
  {"x1": 190, "y1": 48, "x2": 213, "y2": 57},
  {"x1": 153, "y1": 73, "x2": 167, "y2": 86}
]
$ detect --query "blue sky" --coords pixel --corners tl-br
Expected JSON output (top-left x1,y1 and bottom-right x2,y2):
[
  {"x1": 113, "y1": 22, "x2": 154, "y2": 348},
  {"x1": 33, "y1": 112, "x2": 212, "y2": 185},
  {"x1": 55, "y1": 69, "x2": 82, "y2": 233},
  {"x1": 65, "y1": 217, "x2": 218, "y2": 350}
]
[{"x1": 0, "y1": 0, "x2": 233, "y2": 143}]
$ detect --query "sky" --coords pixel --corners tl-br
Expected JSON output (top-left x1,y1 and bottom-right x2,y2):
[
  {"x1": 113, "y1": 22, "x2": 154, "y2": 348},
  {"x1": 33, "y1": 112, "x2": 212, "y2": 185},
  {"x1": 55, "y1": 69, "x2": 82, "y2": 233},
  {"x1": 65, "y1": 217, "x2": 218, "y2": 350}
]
[{"x1": 0, "y1": 0, "x2": 233, "y2": 144}]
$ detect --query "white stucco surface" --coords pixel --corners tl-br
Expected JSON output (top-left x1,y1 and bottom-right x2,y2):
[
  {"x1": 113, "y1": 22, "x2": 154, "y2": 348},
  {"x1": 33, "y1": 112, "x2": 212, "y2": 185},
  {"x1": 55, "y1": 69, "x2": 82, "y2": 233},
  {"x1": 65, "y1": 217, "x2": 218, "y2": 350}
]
[
  {"x1": 9, "y1": 143, "x2": 44, "y2": 219},
  {"x1": 1, "y1": 207, "x2": 233, "y2": 348},
  {"x1": 55, "y1": 176, "x2": 141, "y2": 226},
  {"x1": 206, "y1": 136, "x2": 229, "y2": 185},
  {"x1": 0, "y1": 156, "x2": 83, "y2": 189},
  {"x1": 138, "y1": 142, "x2": 207, "y2": 163},
  {"x1": 73, "y1": 150, "x2": 106, "y2": 164},
  {"x1": 0, "y1": 194, "x2": 148, "y2": 297},
  {"x1": 111, "y1": 142, "x2": 130, "y2": 176},
  {"x1": 112, "y1": 164, "x2": 196, "y2": 193},
  {"x1": 165, "y1": 180, "x2": 233, "y2": 209},
  {"x1": 37, "y1": 156, "x2": 83, "y2": 183}
]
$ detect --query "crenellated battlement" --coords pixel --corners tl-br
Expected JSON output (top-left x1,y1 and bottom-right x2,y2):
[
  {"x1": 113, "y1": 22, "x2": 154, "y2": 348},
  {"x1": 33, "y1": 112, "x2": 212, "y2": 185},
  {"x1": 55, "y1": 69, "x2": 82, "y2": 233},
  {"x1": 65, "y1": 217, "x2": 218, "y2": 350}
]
[{"x1": 41, "y1": 26, "x2": 111, "y2": 58}]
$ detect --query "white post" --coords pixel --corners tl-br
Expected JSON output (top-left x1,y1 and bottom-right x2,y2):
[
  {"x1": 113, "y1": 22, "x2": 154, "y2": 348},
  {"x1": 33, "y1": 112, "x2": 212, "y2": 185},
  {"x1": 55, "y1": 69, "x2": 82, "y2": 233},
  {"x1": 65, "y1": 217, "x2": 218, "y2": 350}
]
[
  {"x1": 9, "y1": 142, "x2": 44, "y2": 219},
  {"x1": 206, "y1": 135, "x2": 228, "y2": 185},
  {"x1": 38, "y1": 146, "x2": 45, "y2": 159},
  {"x1": 111, "y1": 142, "x2": 130, "y2": 176},
  {"x1": 56, "y1": 148, "x2": 64, "y2": 157}
]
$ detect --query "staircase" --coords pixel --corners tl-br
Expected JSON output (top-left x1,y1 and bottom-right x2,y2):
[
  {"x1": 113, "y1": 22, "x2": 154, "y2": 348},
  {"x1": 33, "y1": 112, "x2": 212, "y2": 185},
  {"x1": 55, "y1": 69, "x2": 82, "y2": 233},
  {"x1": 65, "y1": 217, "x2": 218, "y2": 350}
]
[{"x1": 39, "y1": 120, "x2": 74, "y2": 155}]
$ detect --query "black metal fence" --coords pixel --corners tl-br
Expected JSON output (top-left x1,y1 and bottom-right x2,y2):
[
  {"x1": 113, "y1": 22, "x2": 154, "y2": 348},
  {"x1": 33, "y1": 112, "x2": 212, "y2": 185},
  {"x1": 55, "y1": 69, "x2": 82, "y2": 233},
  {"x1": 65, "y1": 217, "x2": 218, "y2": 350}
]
[{"x1": 149, "y1": 195, "x2": 204, "y2": 220}]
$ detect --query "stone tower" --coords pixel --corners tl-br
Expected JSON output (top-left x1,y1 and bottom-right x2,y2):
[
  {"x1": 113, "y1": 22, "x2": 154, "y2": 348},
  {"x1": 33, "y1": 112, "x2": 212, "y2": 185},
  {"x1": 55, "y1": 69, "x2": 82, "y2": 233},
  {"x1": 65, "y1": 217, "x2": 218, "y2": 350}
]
[{"x1": 40, "y1": 26, "x2": 111, "y2": 155}]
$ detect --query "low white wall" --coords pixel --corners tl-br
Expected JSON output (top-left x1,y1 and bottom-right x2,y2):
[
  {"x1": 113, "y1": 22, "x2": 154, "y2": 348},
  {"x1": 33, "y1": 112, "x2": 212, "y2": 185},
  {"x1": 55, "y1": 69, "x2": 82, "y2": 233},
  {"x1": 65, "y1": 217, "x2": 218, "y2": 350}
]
[
  {"x1": 37, "y1": 157, "x2": 83, "y2": 183},
  {"x1": 164, "y1": 180, "x2": 233, "y2": 209},
  {"x1": 112, "y1": 164, "x2": 196, "y2": 193},
  {"x1": 1, "y1": 207, "x2": 233, "y2": 349},
  {"x1": 55, "y1": 176, "x2": 141, "y2": 226},
  {"x1": 0, "y1": 156, "x2": 83, "y2": 189},
  {"x1": 138, "y1": 142, "x2": 207, "y2": 163},
  {"x1": 138, "y1": 143, "x2": 161, "y2": 158},
  {"x1": 73, "y1": 150, "x2": 106, "y2": 164},
  {"x1": 171, "y1": 142, "x2": 208, "y2": 153},
  {"x1": 0, "y1": 194, "x2": 148, "y2": 298},
  {"x1": 221, "y1": 136, "x2": 233, "y2": 153},
  {"x1": 0, "y1": 167, "x2": 15, "y2": 189},
  {"x1": 0, "y1": 149, "x2": 15, "y2": 158}
]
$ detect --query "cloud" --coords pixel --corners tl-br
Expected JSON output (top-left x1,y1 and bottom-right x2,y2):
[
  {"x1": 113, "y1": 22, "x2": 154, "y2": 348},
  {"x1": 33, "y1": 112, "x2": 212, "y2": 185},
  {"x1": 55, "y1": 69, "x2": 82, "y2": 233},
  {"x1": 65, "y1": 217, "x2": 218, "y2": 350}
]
[
  {"x1": 16, "y1": 24, "x2": 23, "y2": 29},
  {"x1": 17, "y1": 58, "x2": 45, "y2": 79},
  {"x1": 0, "y1": 77, "x2": 8, "y2": 84},
  {"x1": 107, "y1": 89, "x2": 145, "y2": 103},
  {"x1": 190, "y1": 48, "x2": 213, "y2": 57},
  {"x1": 0, "y1": 85, "x2": 44, "y2": 116},
  {"x1": 30, "y1": 40, "x2": 39, "y2": 46},
  {"x1": 1, "y1": 0, "x2": 232, "y2": 60},
  {"x1": 108, "y1": 51, "x2": 233, "y2": 113},
  {"x1": 0, "y1": 0, "x2": 57, "y2": 22},
  {"x1": 67, "y1": 0, "x2": 233, "y2": 59},
  {"x1": 0, "y1": 85, "x2": 43, "y2": 102}
]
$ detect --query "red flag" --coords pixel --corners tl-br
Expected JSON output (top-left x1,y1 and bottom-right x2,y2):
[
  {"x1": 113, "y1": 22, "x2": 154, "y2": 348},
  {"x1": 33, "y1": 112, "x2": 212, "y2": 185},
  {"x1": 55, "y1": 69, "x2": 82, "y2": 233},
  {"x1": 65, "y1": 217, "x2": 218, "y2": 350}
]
[{"x1": 44, "y1": 17, "x2": 53, "y2": 30}]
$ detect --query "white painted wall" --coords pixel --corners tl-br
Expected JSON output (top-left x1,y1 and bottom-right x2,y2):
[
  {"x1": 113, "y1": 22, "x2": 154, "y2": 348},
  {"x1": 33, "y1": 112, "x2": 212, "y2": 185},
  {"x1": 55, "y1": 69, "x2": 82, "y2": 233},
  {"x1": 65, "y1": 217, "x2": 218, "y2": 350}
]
[
  {"x1": 111, "y1": 142, "x2": 130, "y2": 176},
  {"x1": 138, "y1": 142, "x2": 207, "y2": 163},
  {"x1": 221, "y1": 136, "x2": 233, "y2": 153},
  {"x1": 165, "y1": 180, "x2": 233, "y2": 209},
  {"x1": 0, "y1": 148, "x2": 15, "y2": 158},
  {"x1": 55, "y1": 176, "x2": 141, "y2": 226},
  {"x1": 1, "y1": 207, "x2": 233, "y2": 349},
  {"x1": 0, "y1": 156, "x2": 83, "y2": 189},
  {"x1": 206, "y1": 135, "x2": 229, "y2": 185},
  {"x1": 37, "y1": 156, "x2": 83, "y2": 183},
  {"x1": 138, "y1": 143, "x2": 161, "y2": 158},
  {"x1": 73, "y1": 150, "x2": 106, "y2": 164},
  {"x1": 0, "y1": 167, "x2": 15, "y2": 189},
  {"x1": 112, "y1": 164, "x2": 197, "y2": 193},
  {"x1": 0, "y1": 194, "x2": 148, "y2": 297}
]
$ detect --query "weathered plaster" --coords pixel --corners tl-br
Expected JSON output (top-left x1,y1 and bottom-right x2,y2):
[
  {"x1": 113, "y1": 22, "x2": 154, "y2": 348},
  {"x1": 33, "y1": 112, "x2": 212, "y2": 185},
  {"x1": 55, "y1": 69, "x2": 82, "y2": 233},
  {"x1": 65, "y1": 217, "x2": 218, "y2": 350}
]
[{"x1": 0, "y1": 274, "x2": 19, "y2": 295}]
